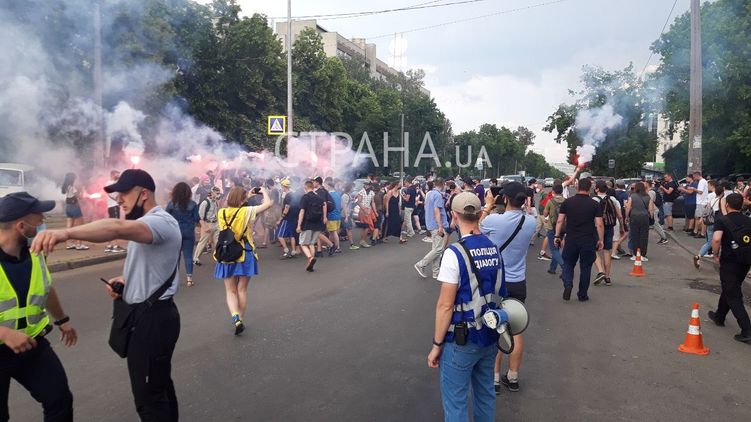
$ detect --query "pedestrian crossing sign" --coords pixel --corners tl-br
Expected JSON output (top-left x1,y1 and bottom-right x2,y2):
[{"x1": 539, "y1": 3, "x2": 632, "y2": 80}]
[{"x1": 268, "y1": 116, "x2": 286, "y2": 135}]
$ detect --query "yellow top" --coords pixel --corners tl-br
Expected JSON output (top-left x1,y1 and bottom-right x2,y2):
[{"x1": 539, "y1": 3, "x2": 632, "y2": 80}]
[{"x1": 216, "y1": 206, "x2": 259, "y2": 262}]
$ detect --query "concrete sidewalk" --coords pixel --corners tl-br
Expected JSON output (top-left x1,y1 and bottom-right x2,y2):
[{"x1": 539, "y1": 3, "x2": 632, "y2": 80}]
[
  {"x1": 43, "y1": 213, "x2": 127, "y2": 273},
  {"x1": 45, "y1": 243, "x2": 127, "y2": 273},
  {"x1": 662, "y1": 217, "x2": 751, "y2": 284}
]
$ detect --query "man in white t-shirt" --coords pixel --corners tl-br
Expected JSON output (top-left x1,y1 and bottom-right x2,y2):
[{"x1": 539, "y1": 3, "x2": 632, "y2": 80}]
[
  {"x1": 692, "y1": 171, "x2": 709, "y2": 238},
  {"x1": 561, "y1": 166, "x2": 582, "y2": 199}
]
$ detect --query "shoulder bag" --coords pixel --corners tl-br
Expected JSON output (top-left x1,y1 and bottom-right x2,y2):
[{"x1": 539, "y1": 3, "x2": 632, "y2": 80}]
[{"x1": 108, "y1": 258, "x2": 178, "y2": 358}]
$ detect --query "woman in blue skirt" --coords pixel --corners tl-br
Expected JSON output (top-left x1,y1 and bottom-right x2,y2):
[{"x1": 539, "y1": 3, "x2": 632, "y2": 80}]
[{"x1": 215, "y1": 185, "x2": 271, "y2": 335}]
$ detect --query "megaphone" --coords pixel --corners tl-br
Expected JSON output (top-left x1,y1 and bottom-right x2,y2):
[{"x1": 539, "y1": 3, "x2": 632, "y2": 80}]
[{"x1": 481, "y1": 298, "x2": 529, "y2": 354}]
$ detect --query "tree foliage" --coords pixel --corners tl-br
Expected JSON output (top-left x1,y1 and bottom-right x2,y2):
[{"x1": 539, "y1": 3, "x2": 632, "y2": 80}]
[
  {"x1": 651, "y1": 0, "x2": 751, "y2": 175},
  {"x1": 543, "y1": 65, "x2": 658, "y2": 177}
]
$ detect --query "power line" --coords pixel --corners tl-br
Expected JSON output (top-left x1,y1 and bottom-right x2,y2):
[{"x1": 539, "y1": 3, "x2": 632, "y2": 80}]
[
  {"x1": 366, "y1": 0, "x2": 568, "y2": 40},
  {"x1": 639, "y1": 0, "x2": 678, "y2": 79},
  {"x1": 271, "y1": 0, "x2": 493, "y2": 21}
]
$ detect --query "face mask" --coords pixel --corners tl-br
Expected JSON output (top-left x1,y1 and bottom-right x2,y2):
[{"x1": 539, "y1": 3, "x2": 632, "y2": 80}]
[{"x1": 125, "y1": 191, "x2": 145, "y2": 220}]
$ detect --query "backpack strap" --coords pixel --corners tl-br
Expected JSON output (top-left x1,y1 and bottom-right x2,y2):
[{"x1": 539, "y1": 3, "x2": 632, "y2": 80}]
[
  {"x1": 499, "y1": 214, "x2": 525, "y2": 253},
  {"x1": 201, "y1": 198, "x2": 211, "y2": 221}
]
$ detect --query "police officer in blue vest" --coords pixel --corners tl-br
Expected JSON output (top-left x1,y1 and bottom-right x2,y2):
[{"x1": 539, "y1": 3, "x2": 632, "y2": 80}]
[
  {"x1": 428, "y1": 192, "x2": 505, "y2": 422},
  {"x1": 0, "y1": 192, "x2": 78, "y2": 421}
]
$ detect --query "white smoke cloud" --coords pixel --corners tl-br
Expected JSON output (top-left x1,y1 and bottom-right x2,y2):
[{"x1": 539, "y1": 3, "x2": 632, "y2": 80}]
[
  {"x1": 0, "y1": 2, "x2": 363, "y2": 208},
  {"x1": 574, "y1": 103, "x2": 623, "y2": 165}
]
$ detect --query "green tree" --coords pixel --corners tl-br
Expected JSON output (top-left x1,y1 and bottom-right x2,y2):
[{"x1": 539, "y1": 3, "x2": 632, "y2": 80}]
[
  {"x1": 543, "y1": 65, "x2": 658, "y2": 176},
  {"x1": 651, "y1": 0, "x2": 751, "y2": 174}
]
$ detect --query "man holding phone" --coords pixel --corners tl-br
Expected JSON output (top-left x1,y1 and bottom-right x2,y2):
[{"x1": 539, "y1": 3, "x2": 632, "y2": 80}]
[{"x1": 32, "y1": 169, "x2": 182, "y2": 422}]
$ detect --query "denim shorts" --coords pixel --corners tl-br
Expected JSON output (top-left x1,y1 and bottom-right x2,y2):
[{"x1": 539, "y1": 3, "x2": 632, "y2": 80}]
[{"x1": 663, "y1": 202, "x2": 673, "y2": 217}]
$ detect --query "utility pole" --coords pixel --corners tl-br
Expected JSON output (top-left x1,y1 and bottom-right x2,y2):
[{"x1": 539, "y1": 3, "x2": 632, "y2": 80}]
[
  {"x1": 400, "y1": 113, "x2": 405, "y2": 207},
  {"x1": 94, "y1": 2, "x2": 104, "y2": 165},
  {"x1": 687, "y1": 0, "x2": 702, "y2": 173},
  {"x1": 286, "y1": 0, "x2": 294, "y2": 141}
]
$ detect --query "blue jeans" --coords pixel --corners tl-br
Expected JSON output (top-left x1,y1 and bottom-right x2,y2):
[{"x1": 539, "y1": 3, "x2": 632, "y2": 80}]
[
  {"x1": 546, "y1": 230, "x2": 564, "y2": 272},
  {"x1": 699, "y1": 224, "x2": 715, "y2": 257},
  {"x1": 439, "y1": 342, "x2": 496, "y2": 422},
  {"x1": 561, "y1": 240, "x2": 596, "y2": 299},
  {"x1": 180, "y1": 237, "x2": 195, "y2": 277}
]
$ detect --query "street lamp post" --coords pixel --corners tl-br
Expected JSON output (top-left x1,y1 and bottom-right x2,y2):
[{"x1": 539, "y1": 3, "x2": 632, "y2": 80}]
[{"x1": 287, "y1": 0, "x2": 293, "y2": 140}]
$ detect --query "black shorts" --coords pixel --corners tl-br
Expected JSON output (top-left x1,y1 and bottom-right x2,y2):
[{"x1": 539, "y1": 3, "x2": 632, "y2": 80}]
[
  {"x1": 108, "y1": 206, "x2": 120, "y2": 219},
  {"x1": 505, "y1": 281, "x2": 527, "y2": 303}
]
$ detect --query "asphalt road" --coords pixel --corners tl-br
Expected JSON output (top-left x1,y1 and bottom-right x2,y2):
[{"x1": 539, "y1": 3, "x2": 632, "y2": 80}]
[{"x1": 9, "y1": 234, "x2": 751, "y2": 421}]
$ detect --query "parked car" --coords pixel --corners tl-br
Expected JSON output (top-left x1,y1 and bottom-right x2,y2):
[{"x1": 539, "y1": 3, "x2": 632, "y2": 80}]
[
  {"x1": 500, "y1": 174, "x2": 525, "y2": 184},
  {"x1": 0, "y1": 163, "x2": 34, "y2": 198},
  {"x1": 544, "y1": 177, "x2": 554, "y2": 187}
]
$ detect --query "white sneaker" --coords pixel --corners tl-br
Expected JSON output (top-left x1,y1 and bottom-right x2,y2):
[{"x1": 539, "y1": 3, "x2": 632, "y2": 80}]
[
  {"x1": 422, "y1": 237, "x2": 432, "y2": 243},
  {"x1": 630, "y1": 256, "x2": 636, "y2": 261},
  {"x1": 414, "y1": 263, "x2": 428, "y2": 278},
  {"x1": 641, "y1": 257, "x2": 649, "y2": 262}
]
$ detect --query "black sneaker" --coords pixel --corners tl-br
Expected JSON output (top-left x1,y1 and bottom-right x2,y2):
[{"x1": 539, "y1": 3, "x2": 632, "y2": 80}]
[
  {"x1": 494, "y1": 382, "x2": 501, "y2": 395},
  {"x1": 328, "y1": 246, "x2": 336, "y2": 257},
  {"x1": 234, "y1": 320, "x2": 245, "y2": 336},
  {"x1": 734, "y1": 332, "x2": 751, "y2": 343},
  {"x1": 314, "y1": 251, "x2": 322, "y2": 258},
  {"x1": 563, "y1": 287, "x2": 572, "y2": 301},
  {"x1": 501, "y1": 375, "x2": 519, "y2": 392},
  {"x1": 623, "y1": 252, "x2": 633, "y2": 258},
  {"x1": 604, "y1": 277, "x2": 612, "y2": 286},
  {"x1": 707, "y1": 310, "x2": 725, "y2": 327},
  {"x1": 547, "y1": 269, "x2": 556, "y2": 275},
  {"x1": 657, "y1": 238, "x2": 669, "y2": 245},
  {"x1": 306, "y1": 258, "x2": 317, "y2": 272},
  {"x1": 593, "y1": 272, "x2": 605, "y2": 286}
]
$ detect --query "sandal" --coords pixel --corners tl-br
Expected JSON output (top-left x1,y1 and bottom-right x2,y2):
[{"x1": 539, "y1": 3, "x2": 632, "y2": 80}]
[{"x1": 186, "y1": 279, "x2": 195, "y2": 287}]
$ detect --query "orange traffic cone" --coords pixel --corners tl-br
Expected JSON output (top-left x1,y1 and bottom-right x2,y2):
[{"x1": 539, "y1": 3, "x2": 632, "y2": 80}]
[
  {"x1": 629, "y1": 248, "x2": 646, "y2": 277},
  {"x1": 678, "y1": 303, "x2": 710, "y2": 355}
]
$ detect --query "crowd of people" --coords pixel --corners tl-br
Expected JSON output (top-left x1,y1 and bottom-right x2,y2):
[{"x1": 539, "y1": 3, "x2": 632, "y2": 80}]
[
  {"x1": 2, "y1": 163, "x2": 750, "y2": 422},
  {"x1": 423, "y1": 168, "x2": 751, "y2": 421}
]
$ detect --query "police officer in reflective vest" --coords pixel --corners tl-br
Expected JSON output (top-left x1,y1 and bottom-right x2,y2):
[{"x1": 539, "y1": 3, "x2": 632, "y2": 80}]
[
  {"x1": 0, "y1": 192, "x2": 77, "y2": 422},
  {"x1": 428, "y1": 192, "x2": 505, "y2": 422}
]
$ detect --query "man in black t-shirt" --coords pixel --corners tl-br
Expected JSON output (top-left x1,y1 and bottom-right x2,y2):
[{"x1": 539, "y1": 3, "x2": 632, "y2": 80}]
[
  {"x1": 297, "y1": 180, "x2": 326, "y2": 272},
  {"x1": 313, "y1": 177, "x2": 335, "y2": 257},
  {"x1": 554, "y1": 178, "x2": 604, "y2": 302},
  {"x1": 708, "y1": 193, "x2": 751, "y2": 343},
  {"x1": 659, "y1": 173, "x2": 679, "y2": 230},
  {"x1": 401, "y1": 180, "x2": 417, "y2": 237}
]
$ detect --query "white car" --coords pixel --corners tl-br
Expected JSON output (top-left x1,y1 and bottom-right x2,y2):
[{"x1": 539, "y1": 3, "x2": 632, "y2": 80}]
[
  {"x1": 544, "y1": 177, "x2": 554, "y2": 187},
  {"x1": 0, "y1": 163, "x2": 34, "y2": 197}
]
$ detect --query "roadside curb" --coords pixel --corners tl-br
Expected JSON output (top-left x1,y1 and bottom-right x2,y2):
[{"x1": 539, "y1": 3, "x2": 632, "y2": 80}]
[
  {"x1": 48, "y1": 253, "x2": 126, "y2": 274},
  {"x1": 664, "y1": 229, "x2": 751, "y2": 285}
]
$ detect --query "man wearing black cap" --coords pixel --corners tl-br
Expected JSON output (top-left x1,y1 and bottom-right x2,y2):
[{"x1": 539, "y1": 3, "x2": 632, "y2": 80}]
[
  {"x1": 0, "y1": 192, "x2": 77, "y2": 422},
  {"x1": 31, "y1": 169, "x2": 182, "y2": 422}
]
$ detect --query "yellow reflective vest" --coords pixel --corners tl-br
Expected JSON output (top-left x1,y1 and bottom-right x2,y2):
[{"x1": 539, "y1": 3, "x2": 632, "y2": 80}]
[{"x1": 0, "y1": 252, "x2": 51, "y2": 341}]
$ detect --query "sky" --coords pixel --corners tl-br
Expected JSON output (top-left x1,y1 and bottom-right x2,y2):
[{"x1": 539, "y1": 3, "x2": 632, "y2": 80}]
[{"x1": 227, "y1": 0, "x2": 690, "y2": 163}]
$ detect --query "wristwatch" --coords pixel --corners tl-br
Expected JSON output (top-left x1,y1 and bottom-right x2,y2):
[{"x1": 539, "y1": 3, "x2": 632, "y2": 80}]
[
  {"x1": 53, "y1": 316, "x2": 70, "y2": 326},
  {"x1": 432, "y1": 338, "x2": 444, "y2": 348}
]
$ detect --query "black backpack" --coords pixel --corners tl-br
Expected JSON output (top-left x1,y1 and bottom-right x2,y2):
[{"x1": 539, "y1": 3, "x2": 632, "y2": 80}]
[
  {"x1": 319, "y1": 188, "x2": 335, "y2": 214},
  {"x1": 214, "y1": 208, "x2": 247, "y2": 263},
  {"x1": 306, "y1": 194, "x2": 325, "y2": 222},
  {"x1": 597, "y1": 195, "x2": 617, "y2": 227},
  {"x1": 723, "y1": 216, "x2": 751, "y2": 265}
]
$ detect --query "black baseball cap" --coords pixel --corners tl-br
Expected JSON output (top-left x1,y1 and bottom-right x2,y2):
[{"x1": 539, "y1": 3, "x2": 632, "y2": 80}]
[
  {"x1": 0, "y1": 192, "x2": 56, "y2": 222},
  {"x1": 502, "y1": 181, "x2": 526, "y2": 199},
  {"x1": 104, "y1": 169, "x2": 156, "y2": 193}
]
